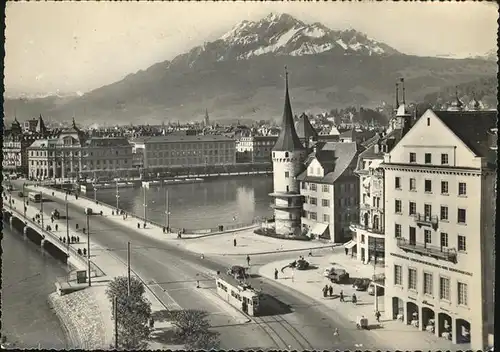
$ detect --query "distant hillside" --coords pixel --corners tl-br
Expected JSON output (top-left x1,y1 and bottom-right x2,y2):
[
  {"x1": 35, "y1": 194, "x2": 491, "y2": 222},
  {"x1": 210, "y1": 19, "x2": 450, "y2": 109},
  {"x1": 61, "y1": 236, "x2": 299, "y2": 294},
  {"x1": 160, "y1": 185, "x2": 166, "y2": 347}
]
[{"x1": 4, "y1": 13, "x2": 497, "y2": 125}]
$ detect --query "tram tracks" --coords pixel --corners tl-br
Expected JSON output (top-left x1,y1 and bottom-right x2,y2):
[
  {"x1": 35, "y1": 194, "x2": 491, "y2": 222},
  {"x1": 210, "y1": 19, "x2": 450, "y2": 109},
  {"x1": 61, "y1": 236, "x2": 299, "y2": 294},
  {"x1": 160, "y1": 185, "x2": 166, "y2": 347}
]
[{"x1": 253, "y1": 314, "x2": 315, "y2": 350}]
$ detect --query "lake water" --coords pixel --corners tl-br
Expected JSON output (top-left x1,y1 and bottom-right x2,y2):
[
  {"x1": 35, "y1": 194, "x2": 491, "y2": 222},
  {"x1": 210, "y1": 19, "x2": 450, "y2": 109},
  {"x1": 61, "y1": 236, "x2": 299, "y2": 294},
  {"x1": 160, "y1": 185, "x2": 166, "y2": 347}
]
[
  {"x1": 94, "y1": 175, "x2": 275, "y2": 229},
  {"x1": 1, "y1": 223, "x2": 69, "y2": 349}
]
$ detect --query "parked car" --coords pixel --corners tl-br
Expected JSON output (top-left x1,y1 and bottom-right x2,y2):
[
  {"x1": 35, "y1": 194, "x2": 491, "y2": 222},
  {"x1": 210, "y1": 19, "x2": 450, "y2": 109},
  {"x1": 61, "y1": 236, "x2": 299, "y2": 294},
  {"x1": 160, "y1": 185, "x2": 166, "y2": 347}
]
[
  {"x1": 327, "y1": 269, "x2": 349, "y2": 283},
  {"x1": 368, "y1": 282, "x2": 385, "y2": 296},
  {"x1": 353, "y1": 278, "x2": 371, "y2": 291}
]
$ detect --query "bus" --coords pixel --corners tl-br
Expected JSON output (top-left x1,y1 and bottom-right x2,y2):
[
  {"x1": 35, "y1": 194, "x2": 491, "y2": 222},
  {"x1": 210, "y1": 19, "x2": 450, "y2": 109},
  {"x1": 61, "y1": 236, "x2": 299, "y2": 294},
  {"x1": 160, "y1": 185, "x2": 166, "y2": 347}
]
[{"x1": 28, "y1": 192, "x2": 42, "y2": 203}]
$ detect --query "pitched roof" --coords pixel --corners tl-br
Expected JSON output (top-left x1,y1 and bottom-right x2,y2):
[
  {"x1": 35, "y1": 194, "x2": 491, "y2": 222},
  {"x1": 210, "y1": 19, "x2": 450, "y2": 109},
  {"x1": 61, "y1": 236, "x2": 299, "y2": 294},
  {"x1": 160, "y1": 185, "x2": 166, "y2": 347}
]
[
  {"x1": 297, "y1": 142, "x2": 360, "y2": 184},
  {"x1": 434, "y1": 110, "x2": 497, "y2": 158},
  {"x1": 295, "y1": 113, "x2": 318, "y2": 140},
  {"x1": 272, "y1": 70, "x2": 304, "y2": 152}
]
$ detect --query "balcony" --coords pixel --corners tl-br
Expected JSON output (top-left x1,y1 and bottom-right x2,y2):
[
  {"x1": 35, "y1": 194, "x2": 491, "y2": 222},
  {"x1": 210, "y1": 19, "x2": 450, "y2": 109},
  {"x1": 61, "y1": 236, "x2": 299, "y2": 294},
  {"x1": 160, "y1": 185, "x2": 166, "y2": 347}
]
[
  {"x1": 270, "y1": 202, "x2": 303, "y2": 210},
  {"x1": 349, "y1": 222, "x2": 384, "y2": 235},
  {"x1": 413, "y1": 213, "x2": 439, "y2": 231},
  {"x1": 396, "y1": 238, "x2": 457, "y2": 263}
]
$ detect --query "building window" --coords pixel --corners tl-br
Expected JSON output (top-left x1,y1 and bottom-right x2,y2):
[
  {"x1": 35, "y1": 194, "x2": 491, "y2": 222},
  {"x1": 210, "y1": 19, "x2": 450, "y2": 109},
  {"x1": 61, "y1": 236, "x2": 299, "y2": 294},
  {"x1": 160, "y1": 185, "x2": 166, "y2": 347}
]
[
  {"x1": 321, "y1": 199, "x2": 329, "y2": 207},
  {"x1": 440, "y1": 206, "x2": 448, "y2": 221},
  {"x1": 310, "y1": 197, "x2": 317, "y2": 205},
  {"x1": 441, "y1": 153, "x2": 449, "y2": 165},
  {"x1": 395, "y1": 199, "x2": 402, "y2": 214},
  {"x1": 322, "y1": 184, "x2": 329, "y2": 192},
  {"x1": 427, "y1": 117, "x2": 430, "y2": 126},
  {"x1": 285, "y1": 171, "x2": 289, "y2": 178},
  {"x1": 424, "y1": 180, "x2": 432, "y2": 193},
  {"x1": 310, "y1": 183, "x2": 317, "y2": 191},
  {"x1": 395, "y1": 177, "x2": 401, "y2": 189},
  {"x1": 409, "y1": 202, "x2": 416, "y2": 216},
  {"x1": 458, "y1": 235, "x2": 467, "y2": 252},
  {"x1": 310, "y1": 212, "x2": 317, "y2": 220},
  {"x1": 440, "y1": 232, "x2": 448, "y2": 248},
  {"x1": 458, "y1": 282, "x2": 468, "y2": 306},
  {"x1": 441, "y1": 181, "x2": 449, "y2": 195},
  {"x1": 323, "y1": 214, "x2": 330, "y2": 222},
  {"x1": 458, "y1": 182, "x2": 467, "y2": 196},
  {"x1": 394, "y1": 265, "x2": 402, "y2": 285},
  {"x1": 395, "y1": 224, "x2": 402, "y2": 238},
  {"x1": 301, "y1": 182, "x2": 306, "y2": 190},
  {"x1": 423, "y1": 272, "x2": 433, "y2": 295},
  {"x1": 408, "y1": 268, "x2": 417, "y2": 290},
  {"x1": 457, "y1": 208, "x2": 466, "y2": 224},
  {"x1": 424, "y1": 204, "x2": 432, "y2": 219},
  {"x1": 409, "y1": 152, "x2": 416, "y2": 163},
  {"x1": 439, "y1": 277, "x2": 450, "y2": 301},
  {"x1": 424, "y1": 229, "x2": 432, "y2": 244},
  {"x1": 409, "y1": 178, "x2": 416, "y2": 191},
  {"x1": 424, "y1": 153, "x2": 432, "y2": 164}
]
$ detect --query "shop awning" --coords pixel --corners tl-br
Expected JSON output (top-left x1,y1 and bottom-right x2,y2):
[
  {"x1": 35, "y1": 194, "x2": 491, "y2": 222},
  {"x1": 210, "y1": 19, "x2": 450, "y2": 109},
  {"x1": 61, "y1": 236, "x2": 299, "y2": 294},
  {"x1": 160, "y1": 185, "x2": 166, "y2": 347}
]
[
  {"x1": 343, "y1": 240, "x2": 357, "y2": 249},
  {"x1": 311, "y1": 222, "x2": 329, "y2": 236}
]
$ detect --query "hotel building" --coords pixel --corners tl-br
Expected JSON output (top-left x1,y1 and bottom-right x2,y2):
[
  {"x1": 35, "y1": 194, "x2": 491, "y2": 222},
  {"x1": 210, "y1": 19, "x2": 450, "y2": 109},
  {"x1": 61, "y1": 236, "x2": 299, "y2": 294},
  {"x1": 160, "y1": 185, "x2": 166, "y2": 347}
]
[{"x1": 382, "y1": 109, "x2": 496, "y2": 350}]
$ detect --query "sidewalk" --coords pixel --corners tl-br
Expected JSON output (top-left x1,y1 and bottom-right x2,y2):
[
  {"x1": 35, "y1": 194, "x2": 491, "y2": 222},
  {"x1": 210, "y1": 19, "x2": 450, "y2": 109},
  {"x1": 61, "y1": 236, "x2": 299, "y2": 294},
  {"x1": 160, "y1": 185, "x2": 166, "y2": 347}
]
[
  {"x1": 258, "y1": 249, "x2": 459, "y2": 351},
  {"x1": 27, "y1": 185, "x2": 337, "y2": 256}
]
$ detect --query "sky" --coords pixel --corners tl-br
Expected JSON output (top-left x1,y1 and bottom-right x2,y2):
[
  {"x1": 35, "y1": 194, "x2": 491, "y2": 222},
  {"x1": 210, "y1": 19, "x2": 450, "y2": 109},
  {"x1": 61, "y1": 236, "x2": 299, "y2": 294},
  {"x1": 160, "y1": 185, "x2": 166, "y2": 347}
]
[{"x1": 5, "y1": 1, "x2": 498, "y2": 97}]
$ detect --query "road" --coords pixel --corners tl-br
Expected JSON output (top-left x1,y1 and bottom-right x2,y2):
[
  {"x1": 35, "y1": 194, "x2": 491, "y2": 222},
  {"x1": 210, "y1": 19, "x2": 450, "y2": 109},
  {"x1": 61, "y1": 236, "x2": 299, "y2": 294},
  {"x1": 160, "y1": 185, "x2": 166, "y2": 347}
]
[{"x1": 8, "y1": 181, "x2": 391, "y2": 350}]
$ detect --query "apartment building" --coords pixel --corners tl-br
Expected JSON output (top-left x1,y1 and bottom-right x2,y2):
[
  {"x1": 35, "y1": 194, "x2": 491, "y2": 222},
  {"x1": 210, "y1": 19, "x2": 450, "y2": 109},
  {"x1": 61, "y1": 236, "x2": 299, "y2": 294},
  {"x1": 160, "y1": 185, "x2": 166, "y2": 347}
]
[
  {"x1": 80, "y1": 137, "x2": 133, "y2": 179},
  {"x1": 136, "y1": 134, "x2": 236, "y2": 170},
  {"x1": 298, "y1": 142, "x2": 361, "y2": 242},
  {"x1": 236, "y1": 135, "x2": 278, "y2": 163},
  {"x1": 382, "y1": 109, "x2": 497, "y2": 350}
]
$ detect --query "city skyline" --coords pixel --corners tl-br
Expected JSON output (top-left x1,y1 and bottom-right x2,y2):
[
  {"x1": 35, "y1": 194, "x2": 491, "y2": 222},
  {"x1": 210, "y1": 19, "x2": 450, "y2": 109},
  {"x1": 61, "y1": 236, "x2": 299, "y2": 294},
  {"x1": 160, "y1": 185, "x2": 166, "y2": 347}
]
[{"x1": 5, "y1": 1, "x2": 498, "y2": 97}]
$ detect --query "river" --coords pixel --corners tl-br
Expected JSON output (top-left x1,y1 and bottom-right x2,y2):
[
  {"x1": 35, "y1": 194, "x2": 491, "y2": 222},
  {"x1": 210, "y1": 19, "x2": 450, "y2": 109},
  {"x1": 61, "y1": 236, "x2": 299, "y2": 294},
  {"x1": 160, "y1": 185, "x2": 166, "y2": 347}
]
[
  {"x1": 1, "y1": 222, "x2": 69, "y2": 349},
  {"x1": 93, "y1": 175, "x2": 275, "y2": 229}
]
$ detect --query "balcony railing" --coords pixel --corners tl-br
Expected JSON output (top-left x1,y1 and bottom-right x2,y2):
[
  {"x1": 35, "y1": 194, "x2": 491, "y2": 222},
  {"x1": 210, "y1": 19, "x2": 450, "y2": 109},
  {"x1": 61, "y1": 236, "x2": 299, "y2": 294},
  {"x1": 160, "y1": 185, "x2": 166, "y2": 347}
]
[
  {"x1": 349, "y1": 222, "x2": 384, "y2": 235},
  {"x1": 396, "y1": 238, "x2": 457, "y2": 263},
  {"x1": 270, "y1": 202, "x2": 302, "y2": 210},
  {"x1": 413, "y1": 213, "x2": 439, "y2": 230}
]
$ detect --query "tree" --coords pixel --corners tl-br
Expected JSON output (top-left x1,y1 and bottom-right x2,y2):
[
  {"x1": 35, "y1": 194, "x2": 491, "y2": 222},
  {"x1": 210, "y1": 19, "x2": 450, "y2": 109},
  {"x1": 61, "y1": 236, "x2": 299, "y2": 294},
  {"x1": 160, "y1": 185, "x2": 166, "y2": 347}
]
[
  {"x1": 106, "y1": 276, "x2": 152, "y2": 350},
  {"x1": 168, "y1": 310, "x2": 220, "y2": 350}
]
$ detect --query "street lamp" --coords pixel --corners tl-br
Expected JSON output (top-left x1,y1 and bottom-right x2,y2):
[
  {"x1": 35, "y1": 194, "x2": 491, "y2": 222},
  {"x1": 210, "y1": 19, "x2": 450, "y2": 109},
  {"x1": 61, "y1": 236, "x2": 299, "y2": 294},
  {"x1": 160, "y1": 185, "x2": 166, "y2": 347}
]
[
  {"x1": 143, "y1": 188, "x2": 147, "y2": 225},
  {"x1": 22, "y1": 183, "x2": 26, "y2": 220},
  {"x1": 86, "y1": 213, "x2": 91, "y2": 287},
  {"x1": 115, "y1": 181, "x2": 120, "y2": 212},
  {"x1": 40, "y1": 191, "x2": 44, "y2": 230},
  {"x1": 65, "y1": 192, "x2": 70, "y2": 253},
  {"x1": 165, "y1": 189, "x2": 170, "y2": 230}
]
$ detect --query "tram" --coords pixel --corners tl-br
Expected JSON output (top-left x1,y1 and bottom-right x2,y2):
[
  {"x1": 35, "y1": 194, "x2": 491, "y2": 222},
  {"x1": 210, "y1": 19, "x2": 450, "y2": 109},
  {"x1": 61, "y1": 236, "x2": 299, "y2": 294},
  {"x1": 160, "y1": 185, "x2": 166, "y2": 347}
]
[{"x1": 215, "y1": 271, "x2": 262, "y2": 316}]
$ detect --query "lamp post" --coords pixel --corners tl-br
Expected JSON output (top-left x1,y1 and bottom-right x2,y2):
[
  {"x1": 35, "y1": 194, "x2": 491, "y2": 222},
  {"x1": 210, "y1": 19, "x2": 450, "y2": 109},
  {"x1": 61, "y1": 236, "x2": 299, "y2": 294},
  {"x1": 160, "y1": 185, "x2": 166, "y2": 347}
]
[
  {"x1": 115, "y1": 181, "x2": 120, "y2": 211},
  {"x1": 65, "y1": 192, "x2": 70, "y2": 253},
  {"x1": 87, "y1": 214, "x2": 91, "y2": 287},
  {"x1": 143, "y1": 188, "x2": 147, "y2": 224},
  {"x1": 93, "y1": 186, "x2": 97, "y2": 202},
  {"x1": 40, "y1": 191, "x2": 44, "y2": 230},
  {"x1": 165, "y1": 189, "x2": 170, "y2": 229},
  {"x1": 22, "y1": 183, "x2": 26, "y2": 219}
]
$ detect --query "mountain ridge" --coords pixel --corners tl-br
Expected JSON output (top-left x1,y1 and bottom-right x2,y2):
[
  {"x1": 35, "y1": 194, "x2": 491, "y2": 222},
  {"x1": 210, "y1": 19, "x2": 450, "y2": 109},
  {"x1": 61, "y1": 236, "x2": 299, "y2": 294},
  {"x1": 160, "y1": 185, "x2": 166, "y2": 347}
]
[{"x1": 4, "y1": 13, "x2": 497, "y2": 124}]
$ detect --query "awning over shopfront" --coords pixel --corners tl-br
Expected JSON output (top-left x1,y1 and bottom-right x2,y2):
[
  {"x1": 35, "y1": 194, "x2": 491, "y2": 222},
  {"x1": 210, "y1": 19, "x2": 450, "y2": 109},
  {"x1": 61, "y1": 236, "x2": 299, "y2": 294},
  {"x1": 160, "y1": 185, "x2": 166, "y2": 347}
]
[
  {"x1": 343, "y1": 240, "x2": 357, "y2": 249},
  {"x1": 311, "y1": 222, "x2": 329, "y2": 236}
]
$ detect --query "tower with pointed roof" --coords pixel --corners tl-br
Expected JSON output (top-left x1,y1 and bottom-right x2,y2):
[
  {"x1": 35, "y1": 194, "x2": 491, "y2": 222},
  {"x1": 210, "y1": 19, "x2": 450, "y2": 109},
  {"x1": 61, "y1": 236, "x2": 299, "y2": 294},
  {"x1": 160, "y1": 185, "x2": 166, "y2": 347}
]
[
  {"x1": 448, "y1": 86, "x2": 464, "y2": 111},
  {"x1": 204, "y1": 109, "x2": 210, "y2": 127},
  {"x1": 269, "y1": 67, "x2": 306, "y2": 236}
]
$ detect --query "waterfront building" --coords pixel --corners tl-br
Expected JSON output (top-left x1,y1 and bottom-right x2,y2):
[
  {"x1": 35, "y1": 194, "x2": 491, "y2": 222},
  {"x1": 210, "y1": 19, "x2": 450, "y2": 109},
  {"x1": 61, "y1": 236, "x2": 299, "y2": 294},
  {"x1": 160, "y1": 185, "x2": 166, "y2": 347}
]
[
  {"x1": 269, "y1": 69, "x2": 306, "y2": 236},
  {"x1": 298, "y1": 142, "x2": 361, "y2": 242},
  {"x1": 3, "y1": 115, "x2": 51, "y2": 176},
  {"x1": 348, "y1": 84, "x2": 413, "y2": 264},
  {"x1": 236, "y1": 135, "x2": 278, "y2": 163},
  {"x1": 133, "y1": 134, "x2": 236, "y2": 171},
  {"x1": 382, "y1": 109, "x2": 497, "y2": 350}
]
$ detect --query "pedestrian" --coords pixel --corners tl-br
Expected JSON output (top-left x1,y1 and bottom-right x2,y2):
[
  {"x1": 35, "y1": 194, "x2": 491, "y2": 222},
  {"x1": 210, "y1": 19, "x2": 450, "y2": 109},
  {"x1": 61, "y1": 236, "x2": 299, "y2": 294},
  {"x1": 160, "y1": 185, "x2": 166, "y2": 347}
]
[
  {"x1": 63, "y1": 237, "x2": 66, "y2": 243},
  {"x1": 329, "y1": 285, "x2": 333, "y2": 297},
  {"x1": 274, "y1": 268, "x2": 279, "y2": 280},
  {"x1": 55, "y1": 224, "x2": 58, "y2": 231},
  {"x1": 112, "y1": 210, "x2": 114, "y2": 216},
  {"x1": 375, "y1": 310, "x2": 381, "y2": 323},
  {"x1": 308, "y1": 250, "x2": 313, "y2": 257},
  {"x1": 352, "y1": 293, "x2": 357, "y2": 305},
  {"x1": 77, "y1": 236, "x2": 80, "y2": 243},
  {"x1": 83, "y1": 248, "x2": 87, "y2": 256},
  {"x1": 100, "y1": 210, "x2": 103, "y2": 216},
  {"x1": 162, "y1": 227, "x2": 165, "y2": 234},
  {"x1": 83, "y1": 228, "x2": 86, "y2": 234},
  {"x1": 76, "y1": 223, "x2": 79, "y2": 230},
  {"x1": 59, "y1": 236, "x2": 62, "y2": 242},
  {"x1": 246, "y1": 255, "x2": 250, "y2": 266},
  {"x1": 340, "y1": 290, "x2": 344, "y2": 302},
  {"x1": 51, "y1": 217, "x2": 54, "y2": 223},
  {"x1": 137, "y1": 222, "x2": 140, "y2": 229},
  {"x1": 233, "y1": 238, "x2": 237, "y2": 247},
  {"x1": 77, "y1": 248, "x2": 82, "y2": 255},
  {"x1": 143, "y1": 222, "x2": 146, "y2": 228},
  {"x1": 322, "y1": 285, "x2": 328, "y2": 298}
]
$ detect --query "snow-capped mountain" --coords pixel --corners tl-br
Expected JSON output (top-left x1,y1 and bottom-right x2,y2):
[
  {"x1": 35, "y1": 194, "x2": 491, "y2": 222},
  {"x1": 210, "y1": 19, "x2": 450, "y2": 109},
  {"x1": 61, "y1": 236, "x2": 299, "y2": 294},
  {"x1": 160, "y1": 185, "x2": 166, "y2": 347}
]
[{"x1": 172, "y1": 13, "x2": 400, "y2": 67}]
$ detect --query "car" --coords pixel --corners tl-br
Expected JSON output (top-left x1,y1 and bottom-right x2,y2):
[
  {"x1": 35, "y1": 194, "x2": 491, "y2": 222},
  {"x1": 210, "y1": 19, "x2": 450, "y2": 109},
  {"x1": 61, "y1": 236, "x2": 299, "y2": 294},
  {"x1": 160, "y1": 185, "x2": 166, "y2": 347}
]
[
  {"x1": 327, "y1": 269, "x2": 349, "y2": 283},
  {"x1": 367, "y1": 282, "x2": 385, "y2": 296},
  {"x1": 353, "y1": 278, "x2": 371, "y2": 291},
  {"x1": 323, "y1": 267, "x2": 335, "y2": 277},
  {"x1": 18, "y1": 191, "x2": 24, "y2": 197}
]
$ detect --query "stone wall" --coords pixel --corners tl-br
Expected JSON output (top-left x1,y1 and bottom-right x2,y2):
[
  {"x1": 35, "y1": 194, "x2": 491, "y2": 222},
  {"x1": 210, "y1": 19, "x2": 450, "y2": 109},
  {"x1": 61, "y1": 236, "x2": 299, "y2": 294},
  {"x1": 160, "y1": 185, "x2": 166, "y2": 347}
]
[{"x1": 48, "y1": 288, "x2": 107, "y2": 350}]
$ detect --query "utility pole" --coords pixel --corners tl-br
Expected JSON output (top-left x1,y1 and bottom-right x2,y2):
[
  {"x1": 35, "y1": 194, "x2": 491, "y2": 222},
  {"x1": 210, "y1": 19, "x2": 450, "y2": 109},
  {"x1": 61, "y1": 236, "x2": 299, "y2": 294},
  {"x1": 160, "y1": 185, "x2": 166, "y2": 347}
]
[
  {"x1": 165, "y1": 189, "x2": 170, "y2": 229},
  {"x1": 115, "y1": 181, "x2": 120, "y2": 211},
  {"x1": 143, "y1": 188, "x2": 147, "y2": 223},
  {"x1": 127, "y1": 241, "x2": 131, "y2": 296},
  {"x1": 373, "y1": 237, "x2": 378, "y2": 311},
  {"x1": 114, "y1": 296, "x2": 118, "y2": 349},
  {"x1": 66, "y1": 192, "x2": 70, "y2": 253},
  {"x1": 40, "y1": 191, "x2": 44, "y2": 230},
  {"x1": 87, "y1": 214, "x2": 91, "y2": 287}
]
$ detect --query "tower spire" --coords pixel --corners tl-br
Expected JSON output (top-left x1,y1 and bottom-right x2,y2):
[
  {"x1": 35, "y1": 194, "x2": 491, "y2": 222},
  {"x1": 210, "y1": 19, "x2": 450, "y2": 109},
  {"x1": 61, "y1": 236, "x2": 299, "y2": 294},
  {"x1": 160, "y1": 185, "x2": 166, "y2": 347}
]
[
  {"x1": 395, "y1": 82, "x2": 399, "y2": 108},
  {"x1": 400, "y1": 77, "x2": 406, "y2": 105}
]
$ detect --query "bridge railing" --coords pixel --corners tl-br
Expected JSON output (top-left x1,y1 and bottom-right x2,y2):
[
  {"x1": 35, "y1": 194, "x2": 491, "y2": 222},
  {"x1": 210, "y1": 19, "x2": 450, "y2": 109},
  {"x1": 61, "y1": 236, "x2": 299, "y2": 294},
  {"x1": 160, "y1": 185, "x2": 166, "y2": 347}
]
[{"x1": 5, "y1": 203, "x2": 104, "y2": 277}]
